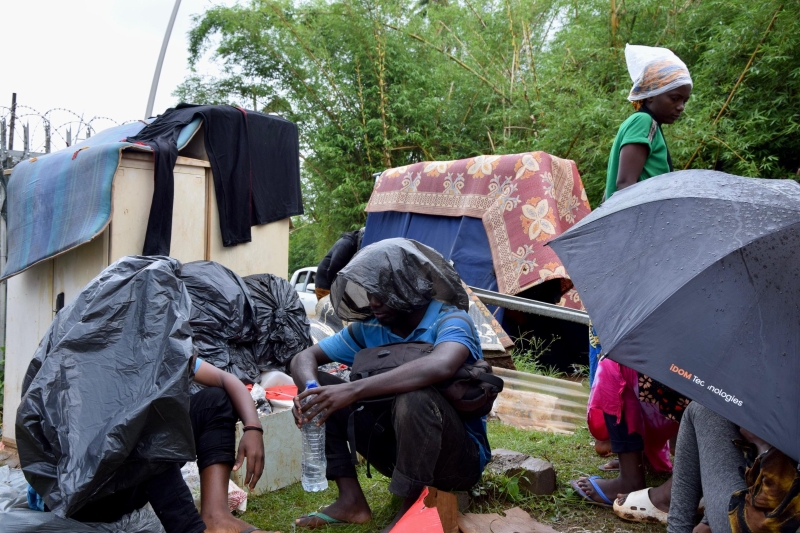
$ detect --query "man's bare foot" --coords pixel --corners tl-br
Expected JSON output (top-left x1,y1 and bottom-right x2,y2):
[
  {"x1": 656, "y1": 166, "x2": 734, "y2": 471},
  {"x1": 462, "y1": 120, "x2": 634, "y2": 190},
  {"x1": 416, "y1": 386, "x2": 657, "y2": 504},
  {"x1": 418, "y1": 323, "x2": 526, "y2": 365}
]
[
  {"x1": 615, "y1": 477, "x2": 671, "y2": 513},
  {"x1": 575, "y1": 475, "x2": 643, "y2": 505},
  {"x1": 202, "y1": 510, "x2": 277, "y2": 533},
  {"x1": 295, "y1": 492, "x2": 372, "y2": 528},
  {"x1": 599, "y1": 458, "x2": 620, "y2": 471}
]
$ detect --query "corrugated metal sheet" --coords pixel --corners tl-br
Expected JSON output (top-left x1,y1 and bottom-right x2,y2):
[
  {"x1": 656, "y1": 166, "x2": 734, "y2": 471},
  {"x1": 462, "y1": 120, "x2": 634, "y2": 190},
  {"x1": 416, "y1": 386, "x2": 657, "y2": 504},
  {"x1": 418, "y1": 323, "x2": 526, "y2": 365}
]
[{"x1": 491, "y1": 367, "x2": 589, "y2": 434}]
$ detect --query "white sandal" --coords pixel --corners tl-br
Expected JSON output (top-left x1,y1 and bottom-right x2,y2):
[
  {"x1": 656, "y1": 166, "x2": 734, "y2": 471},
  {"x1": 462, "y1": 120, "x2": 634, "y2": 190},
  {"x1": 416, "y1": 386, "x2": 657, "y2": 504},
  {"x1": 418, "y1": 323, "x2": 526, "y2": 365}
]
[{"x1": 613, "y1": 488, "x2": 668, "y2": 524}]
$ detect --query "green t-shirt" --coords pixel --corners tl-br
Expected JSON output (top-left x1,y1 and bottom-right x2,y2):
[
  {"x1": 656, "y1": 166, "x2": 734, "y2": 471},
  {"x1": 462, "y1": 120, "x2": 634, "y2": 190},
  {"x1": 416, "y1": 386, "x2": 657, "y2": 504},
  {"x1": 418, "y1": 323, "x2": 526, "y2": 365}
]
[{"x1": 605, "y1": 112, "x2": 671, "y2": 199}]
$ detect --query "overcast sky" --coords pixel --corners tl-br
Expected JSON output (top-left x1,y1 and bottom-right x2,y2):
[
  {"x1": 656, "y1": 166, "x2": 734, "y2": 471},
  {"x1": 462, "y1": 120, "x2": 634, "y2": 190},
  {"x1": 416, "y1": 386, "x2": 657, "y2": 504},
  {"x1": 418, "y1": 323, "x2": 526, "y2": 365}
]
[{"x1": 1, "y1": 0, "x2": 237, "y2": 151}]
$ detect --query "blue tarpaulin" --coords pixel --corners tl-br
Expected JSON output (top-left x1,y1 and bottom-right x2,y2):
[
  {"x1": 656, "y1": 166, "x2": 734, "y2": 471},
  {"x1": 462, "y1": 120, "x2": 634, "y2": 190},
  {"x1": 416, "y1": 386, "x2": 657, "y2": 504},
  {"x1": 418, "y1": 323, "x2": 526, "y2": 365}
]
[{"x1": 1, "y1": 119, "x2": 200, "y2": 281}]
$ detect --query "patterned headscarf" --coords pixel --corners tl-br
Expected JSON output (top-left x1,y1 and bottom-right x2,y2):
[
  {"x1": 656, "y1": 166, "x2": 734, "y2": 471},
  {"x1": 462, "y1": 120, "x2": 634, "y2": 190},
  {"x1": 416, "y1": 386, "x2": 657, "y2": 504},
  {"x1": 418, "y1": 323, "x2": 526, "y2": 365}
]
[{"x1": 626, "y1": 44, "x2": 692, "y2": 102}]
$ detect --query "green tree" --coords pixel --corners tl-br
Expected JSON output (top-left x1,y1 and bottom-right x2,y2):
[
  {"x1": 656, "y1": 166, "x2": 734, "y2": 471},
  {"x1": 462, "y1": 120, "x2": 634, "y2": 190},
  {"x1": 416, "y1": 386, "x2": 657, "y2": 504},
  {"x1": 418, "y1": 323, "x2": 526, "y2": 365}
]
[{"x1": 176, "y1": 0, "x2": 799, "y2": 260}]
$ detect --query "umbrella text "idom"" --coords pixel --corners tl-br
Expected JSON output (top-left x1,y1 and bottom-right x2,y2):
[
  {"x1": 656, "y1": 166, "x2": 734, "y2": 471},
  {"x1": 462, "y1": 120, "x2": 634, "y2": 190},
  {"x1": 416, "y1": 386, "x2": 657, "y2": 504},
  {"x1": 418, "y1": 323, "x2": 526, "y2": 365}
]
[{"x1": 669, "y1": 364, "x2": 693, "y2": 380}]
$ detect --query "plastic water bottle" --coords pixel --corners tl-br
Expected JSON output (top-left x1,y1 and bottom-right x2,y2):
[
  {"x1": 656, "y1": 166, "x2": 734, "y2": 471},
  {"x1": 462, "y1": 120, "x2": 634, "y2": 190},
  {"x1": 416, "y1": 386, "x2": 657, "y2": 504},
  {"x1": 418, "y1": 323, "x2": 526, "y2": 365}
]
[{"x1": 301, "y1": 380, "x2": 328, "y2": 492}]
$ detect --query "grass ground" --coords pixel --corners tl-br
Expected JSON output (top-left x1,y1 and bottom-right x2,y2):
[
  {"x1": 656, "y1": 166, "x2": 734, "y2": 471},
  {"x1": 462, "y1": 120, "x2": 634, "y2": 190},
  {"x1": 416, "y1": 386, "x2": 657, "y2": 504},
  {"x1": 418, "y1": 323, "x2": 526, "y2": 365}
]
[{"x1": 240, "y1": 420, "x2": 669, "y2": 533}]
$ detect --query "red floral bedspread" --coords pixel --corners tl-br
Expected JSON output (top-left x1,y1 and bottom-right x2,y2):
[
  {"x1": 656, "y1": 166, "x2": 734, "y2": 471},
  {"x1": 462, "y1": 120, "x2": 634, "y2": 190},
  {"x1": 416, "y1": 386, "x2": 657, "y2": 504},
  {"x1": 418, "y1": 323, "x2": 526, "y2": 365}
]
[{"x1": 365, "y1": 152, "x2": 591, "y2": 308}]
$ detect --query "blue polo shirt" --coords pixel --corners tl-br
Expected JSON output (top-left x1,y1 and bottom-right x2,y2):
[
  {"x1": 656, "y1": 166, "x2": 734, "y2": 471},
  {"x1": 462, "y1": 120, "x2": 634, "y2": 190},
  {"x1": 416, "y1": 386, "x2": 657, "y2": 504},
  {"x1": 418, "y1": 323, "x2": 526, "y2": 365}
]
[{"x1": 318, "y1": 300, "x2": 491, "y2": 472}]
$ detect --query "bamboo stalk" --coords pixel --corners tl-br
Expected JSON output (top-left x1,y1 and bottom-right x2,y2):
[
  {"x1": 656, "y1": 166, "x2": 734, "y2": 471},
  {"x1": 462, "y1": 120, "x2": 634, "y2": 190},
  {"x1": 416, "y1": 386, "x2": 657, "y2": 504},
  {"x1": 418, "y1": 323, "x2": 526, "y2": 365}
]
[
  {"x1": 354, "y1": 57, "x2": 373, "y2": 167},
  {"x1": 684, "y1": 5, "x2": 783, "y2": 168},
  {"x1": 371, "y1": 14, "x2": 392, "y2": 168},
  {"x1": 384, "y1": 23, "x2": 512, "y2": 104},
  {"x1": 464, "y1": 0, "x2": 487, "y2": 28},
  {"x1": 610, "y1": 0, "x2": 618, "y2": 49},
  {"x1": 268, "y1": 4, "x2": 354, "y2": 114},
  {"x1": 564, "y1": 129, "x2": 583, "y2": 159},
  {"x1": 506, "y1": 0, "x2": 519, "y2": 99},
  {"x1": 462, "y1": 91, "x2": 480, "y2": 125},
  {"x1": 522, "y1": 23, "x2": 540, "y2": 100},
  {"x1": 710, "y1": 136, "x2": 752, "y2": 167},
  {"x1": 437, "y1": 21, "x2": 498, "y2": 84}
]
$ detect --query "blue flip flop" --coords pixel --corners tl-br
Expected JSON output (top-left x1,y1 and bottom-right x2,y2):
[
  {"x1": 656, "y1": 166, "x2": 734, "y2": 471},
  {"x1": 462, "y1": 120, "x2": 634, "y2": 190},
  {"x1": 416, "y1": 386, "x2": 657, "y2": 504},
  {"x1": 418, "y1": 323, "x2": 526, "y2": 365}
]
[
  {"x1": 570, "y1": 475, "x2": 614, "y2": 508},
  {"x1": 297, "y1": 511, "x2": 348, "y2": 528}
]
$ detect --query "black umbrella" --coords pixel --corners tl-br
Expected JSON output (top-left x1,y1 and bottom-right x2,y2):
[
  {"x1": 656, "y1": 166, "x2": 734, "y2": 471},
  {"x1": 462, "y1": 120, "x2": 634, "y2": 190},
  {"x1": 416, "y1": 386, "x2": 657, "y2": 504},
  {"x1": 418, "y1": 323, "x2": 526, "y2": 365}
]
[{"x1": 549, "y1": 170, "x2": 800, "y2": 461}]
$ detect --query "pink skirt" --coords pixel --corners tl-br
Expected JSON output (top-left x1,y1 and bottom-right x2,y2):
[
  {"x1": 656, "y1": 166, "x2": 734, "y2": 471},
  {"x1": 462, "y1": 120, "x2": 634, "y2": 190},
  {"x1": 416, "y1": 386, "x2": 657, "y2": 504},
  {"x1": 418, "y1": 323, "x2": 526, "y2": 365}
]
[{"x1": 587, "y1": 358, "x2": 678, "y2": 473}]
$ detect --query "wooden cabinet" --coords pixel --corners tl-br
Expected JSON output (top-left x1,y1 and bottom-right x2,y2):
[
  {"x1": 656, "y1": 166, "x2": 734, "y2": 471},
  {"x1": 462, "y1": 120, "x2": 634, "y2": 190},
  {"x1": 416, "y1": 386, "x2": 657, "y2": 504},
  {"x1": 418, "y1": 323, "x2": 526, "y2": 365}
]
[{"x1": 2, "y1": 152, "x2": 290, "y2": 445}]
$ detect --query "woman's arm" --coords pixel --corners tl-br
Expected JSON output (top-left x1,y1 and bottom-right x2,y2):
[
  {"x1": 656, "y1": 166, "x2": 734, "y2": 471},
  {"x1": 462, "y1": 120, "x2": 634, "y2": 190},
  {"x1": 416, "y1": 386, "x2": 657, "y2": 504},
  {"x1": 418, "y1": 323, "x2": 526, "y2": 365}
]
[
  {"x1": 616, "y1": 143, "x2": 649, "y2": 191},
  {"x1": 194, "y1": 361, "x2": 264, "y2": 489},
  {"x1": 194, "y1": 361, "x2": 260, "y2": 427}
]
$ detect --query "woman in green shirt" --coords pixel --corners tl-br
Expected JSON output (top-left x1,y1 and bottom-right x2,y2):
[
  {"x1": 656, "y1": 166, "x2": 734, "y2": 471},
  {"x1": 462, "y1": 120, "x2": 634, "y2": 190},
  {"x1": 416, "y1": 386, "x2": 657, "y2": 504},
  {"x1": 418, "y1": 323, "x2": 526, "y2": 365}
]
[
  {"x1": 574, "y1": 44, "x2": 693, "y2": 521},
  {"x1": 605, "y1": 44, "x2": 693, "y2": 198}
]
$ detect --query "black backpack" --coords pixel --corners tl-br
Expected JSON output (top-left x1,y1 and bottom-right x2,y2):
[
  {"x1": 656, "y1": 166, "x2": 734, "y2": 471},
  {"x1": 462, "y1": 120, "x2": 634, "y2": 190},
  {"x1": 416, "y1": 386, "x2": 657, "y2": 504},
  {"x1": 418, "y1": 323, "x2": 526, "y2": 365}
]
[{"x1": 347, "y1": 319, "x2": 504, "y2": 420}]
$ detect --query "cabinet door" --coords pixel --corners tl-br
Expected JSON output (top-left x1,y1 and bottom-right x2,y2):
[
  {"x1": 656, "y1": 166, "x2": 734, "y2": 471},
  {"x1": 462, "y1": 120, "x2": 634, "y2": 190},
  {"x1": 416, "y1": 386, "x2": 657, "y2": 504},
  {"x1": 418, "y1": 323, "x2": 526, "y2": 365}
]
[
  {"x1": 53, "y1": 230, "x2": 109, "y2": 311},
  {"x1": 3, "y1": 260, "x2": 54, "y2": 444},
  {"x1": 109, "y1": 154, "x2": 208, "y2": 264},
  {"x1": 207, "y1": 175, "x2": 290, "y2": 278}
]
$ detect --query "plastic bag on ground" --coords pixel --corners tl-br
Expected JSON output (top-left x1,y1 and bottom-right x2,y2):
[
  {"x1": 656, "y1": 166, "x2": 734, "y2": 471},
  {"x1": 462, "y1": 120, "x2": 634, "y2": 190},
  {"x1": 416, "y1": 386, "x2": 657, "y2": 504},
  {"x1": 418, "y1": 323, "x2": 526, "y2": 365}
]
[
  {"x1": 330, "y1": 238, "x2": 469, "y2": 322},
  {"x1": 15, "y1": 256, "x2": 196, "y2": 519},
  {"x1": 244, "y1": 274, "x2": 312, "y2": 368},
  {"x1": 0, "y1": 466, "x2": 28, "y2": 512},
  {"x1": 179, "y1": 261, "x2": 260, "y2": 381},
  {"x1": 248, "y1": 383, "x2": 272, "y2": 416},
  {"x1": 1, "y1": 502, "x2": 164, "y2": 533}
]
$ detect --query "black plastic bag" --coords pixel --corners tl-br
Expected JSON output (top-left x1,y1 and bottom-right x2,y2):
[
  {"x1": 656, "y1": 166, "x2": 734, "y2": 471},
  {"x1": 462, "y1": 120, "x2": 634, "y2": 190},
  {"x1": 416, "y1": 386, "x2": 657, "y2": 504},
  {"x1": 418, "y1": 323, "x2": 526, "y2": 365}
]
[
  {"x1": 331, "y1": 238, "x2": 469, "y2": 321},
  {"x1": 16, "y1": 256, "x2": 196, "y2": 518},
  {"x1": 179, "y1": 261, "x2": 260, "y2": 381},
  {"x1": 244, "y1": 274, "x2": 312, "y2": 368},
  {"x1": 179, "y1": 261, "x2": 257, "y2": 342}
]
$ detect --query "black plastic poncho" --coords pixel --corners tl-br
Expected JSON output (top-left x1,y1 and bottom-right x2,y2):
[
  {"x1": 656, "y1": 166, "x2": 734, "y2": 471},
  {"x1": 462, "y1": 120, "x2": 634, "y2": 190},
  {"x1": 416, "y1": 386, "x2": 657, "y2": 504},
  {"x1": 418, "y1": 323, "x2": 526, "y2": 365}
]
[
  {"x1": 330, "y1": 238, "x2": 469, "y2": 321},
  {"x1": 15, "y1": 256, "x2": 196, "y2": 518}
]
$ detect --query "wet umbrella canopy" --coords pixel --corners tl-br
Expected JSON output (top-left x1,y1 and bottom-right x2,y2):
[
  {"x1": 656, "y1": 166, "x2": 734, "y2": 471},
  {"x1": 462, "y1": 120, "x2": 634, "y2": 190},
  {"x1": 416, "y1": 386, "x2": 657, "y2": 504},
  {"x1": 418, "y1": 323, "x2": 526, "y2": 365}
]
[
  {"x1": 549, "y1": 170, "x2": 800, "y2": 461},
  {"x1": 330, "y1": 238, "x2": 469, "y2": 321}
]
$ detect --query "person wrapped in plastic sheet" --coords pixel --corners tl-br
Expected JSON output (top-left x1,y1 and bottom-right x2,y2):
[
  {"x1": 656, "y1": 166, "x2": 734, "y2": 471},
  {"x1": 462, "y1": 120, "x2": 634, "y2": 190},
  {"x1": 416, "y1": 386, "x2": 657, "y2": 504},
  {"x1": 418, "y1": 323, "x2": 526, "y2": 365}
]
[
  {"x1": 14, "y1": 256, "x2": 274, "y2": 533},
  {"x1": 289, "y1": 238, "x2": 489, "y2": 532}
]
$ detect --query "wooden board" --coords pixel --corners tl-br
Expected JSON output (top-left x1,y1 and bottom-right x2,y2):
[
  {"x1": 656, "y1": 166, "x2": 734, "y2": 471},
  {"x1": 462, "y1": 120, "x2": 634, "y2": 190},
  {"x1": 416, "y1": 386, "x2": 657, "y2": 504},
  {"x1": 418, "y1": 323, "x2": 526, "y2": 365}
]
[
  {"x1": 53, "y1": 230, "x2": 109, "y2": 309},
  {"x1": 3, "y1": 260, "x2": 54, "y2": 443},
  {"x1": 206, "y1": 170, "x2": 290, "y2": 278},
  {"x1": 424, "y1": 487, "x2": 459, "y2": 533},
  {"x1": 458, "y1": 507, "x2": 559, "y2": 533},
  {"x1": 109, "y1": 155, "x2": 208, "y2": 264}
]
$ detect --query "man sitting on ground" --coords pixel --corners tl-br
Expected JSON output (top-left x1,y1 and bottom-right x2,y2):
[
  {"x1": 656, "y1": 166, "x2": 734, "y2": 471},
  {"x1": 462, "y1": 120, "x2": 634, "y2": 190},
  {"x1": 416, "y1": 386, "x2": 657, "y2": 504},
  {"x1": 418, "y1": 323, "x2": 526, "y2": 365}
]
[{"x1": 290, "y1": 238, "x2": 490, "y2": 532}]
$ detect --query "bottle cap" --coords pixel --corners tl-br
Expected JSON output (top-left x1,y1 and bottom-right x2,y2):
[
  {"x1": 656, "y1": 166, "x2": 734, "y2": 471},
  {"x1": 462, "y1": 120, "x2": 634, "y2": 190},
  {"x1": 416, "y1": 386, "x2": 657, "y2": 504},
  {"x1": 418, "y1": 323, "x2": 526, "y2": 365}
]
[{"x1": 305, "y1": 380, "x2": 319, "y2": 390}]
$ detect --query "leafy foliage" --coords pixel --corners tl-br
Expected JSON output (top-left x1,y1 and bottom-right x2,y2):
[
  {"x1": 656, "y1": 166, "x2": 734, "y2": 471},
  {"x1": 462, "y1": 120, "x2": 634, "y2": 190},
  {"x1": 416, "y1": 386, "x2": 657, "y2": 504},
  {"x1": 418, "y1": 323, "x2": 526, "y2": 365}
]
[{"x1": 176, "y1": 0, "x2": 800, "y2": 259}]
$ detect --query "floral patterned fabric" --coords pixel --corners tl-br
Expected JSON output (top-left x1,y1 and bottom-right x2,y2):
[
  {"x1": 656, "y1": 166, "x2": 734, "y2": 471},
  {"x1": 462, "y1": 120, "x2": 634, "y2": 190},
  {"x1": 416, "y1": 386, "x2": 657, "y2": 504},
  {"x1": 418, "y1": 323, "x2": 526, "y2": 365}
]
[
  {"x1": 366, "y1": 152, "x2": 592, "y2": 302},
  {"x1": 638, "y1": 373, "x2": 691, "y2": 423}
]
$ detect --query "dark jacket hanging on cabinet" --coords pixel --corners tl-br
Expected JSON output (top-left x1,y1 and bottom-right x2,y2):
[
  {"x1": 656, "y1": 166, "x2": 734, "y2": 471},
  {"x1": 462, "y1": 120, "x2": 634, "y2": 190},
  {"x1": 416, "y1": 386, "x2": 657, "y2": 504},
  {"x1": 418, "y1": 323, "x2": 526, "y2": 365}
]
[{"x1": 127, "y1": 103, "x2": 303, "y2": 256}]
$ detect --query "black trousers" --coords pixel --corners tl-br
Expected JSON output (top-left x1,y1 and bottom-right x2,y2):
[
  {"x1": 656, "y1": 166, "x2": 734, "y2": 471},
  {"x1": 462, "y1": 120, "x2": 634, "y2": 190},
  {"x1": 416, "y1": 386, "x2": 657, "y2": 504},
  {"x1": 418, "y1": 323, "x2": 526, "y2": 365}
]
[
  {"x1": 319, "y1": 373, "x2": 482, "y2": 498},
  {"x1": 604, "y1": 412, "x2": 645, "y2": 454},
  {"x1": 71, "y1": 387, "x2": 237, "y2": 533}
]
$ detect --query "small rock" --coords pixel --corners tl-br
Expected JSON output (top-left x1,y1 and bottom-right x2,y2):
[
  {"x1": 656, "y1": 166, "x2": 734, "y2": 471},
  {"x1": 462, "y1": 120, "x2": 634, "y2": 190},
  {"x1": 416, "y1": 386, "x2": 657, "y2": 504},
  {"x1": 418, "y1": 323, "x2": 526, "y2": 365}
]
[{"x1": 487, "y1": 448, "x2": 556, "y2": 495}]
